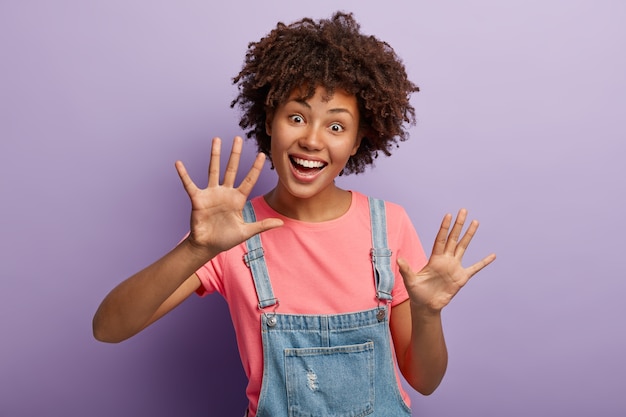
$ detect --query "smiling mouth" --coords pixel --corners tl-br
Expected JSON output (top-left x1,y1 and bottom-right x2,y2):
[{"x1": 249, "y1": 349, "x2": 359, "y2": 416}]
[{"x1": 290, "y1": 156, "x2": 327, "y2": 172}]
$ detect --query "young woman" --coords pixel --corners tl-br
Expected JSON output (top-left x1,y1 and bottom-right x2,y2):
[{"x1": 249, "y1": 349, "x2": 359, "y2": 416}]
[{"x1": 93, "y1": 12, "x2": 496, "y2": 417}]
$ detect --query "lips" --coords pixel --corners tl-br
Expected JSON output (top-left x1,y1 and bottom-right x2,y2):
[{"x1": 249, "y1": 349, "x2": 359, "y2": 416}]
[
  {"x1": 289, "y1": 156, "x2": 327, "y2": 179},
  {"x1": 291, "y1": 156, "x2": 326, "y2": 169}
]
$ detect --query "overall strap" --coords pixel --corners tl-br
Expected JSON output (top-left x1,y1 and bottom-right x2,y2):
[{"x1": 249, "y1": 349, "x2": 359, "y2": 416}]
[
  {"x1": 242, "y1": 201, "x2": 278, "y2": 309},
  {"x1": 368, "y1": 197, "x2": 394, "y2": 302}
]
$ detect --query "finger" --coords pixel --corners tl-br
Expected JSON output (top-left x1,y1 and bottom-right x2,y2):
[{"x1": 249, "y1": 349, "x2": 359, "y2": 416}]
[
  {"x1": 244, "y1": 218, "x2": 284, "y2": 238},
  {"x1": 444, "y1": 208, "x2": 467, "y2": 254},
  {"x1": 431, "y1": 213, "x2": 452, "y2": 256},
  {"x1": 454, "y1": 219, "x2": 479, "y2": 258},
  {"x1": 237, "y1": 152, "x2": 266, "y2": 197},
  {"x1": 223, "y1": 136, "x2": 243, "y2": 188},
  {"x1": 175, "y1": 160, "x2": 197, "y2": 195},
  {"x1": 207, "y1": 137, "x2": 222, "y2": 188},
  {"x1": 465, "y1": 253, "x2": 497, "y2": 278},
  {"x1": 396, "y1": 258, "x2": 414, "y2": 282}
]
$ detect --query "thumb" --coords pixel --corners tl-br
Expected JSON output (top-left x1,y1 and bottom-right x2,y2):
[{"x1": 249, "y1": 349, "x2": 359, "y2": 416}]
[
  {"x1": 397, "y1": 257, "x2": 413, "y2": 282},
  {"x1": 258, "y1": 218, "x2": 284, "y2": 232},
  {"x1": 245, "y1": 218, "x2": 284, "y2": 238}
]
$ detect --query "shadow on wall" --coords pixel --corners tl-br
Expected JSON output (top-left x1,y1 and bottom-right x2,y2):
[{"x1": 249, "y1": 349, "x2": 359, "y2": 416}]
[
  {"x1": 139, "y1": 294, "x2": 248, "y2": 416},
  {"x1": 92, "y1": 138, "x2": 276, "y2": 416},
  {"x1": 140, "y1": 147, "x2": 276, "y2": 416}
]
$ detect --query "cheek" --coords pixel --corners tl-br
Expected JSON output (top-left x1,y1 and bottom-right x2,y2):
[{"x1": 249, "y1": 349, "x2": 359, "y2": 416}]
[{"x1": 268, "y1": 136, "x2": 286, "y2": 164}]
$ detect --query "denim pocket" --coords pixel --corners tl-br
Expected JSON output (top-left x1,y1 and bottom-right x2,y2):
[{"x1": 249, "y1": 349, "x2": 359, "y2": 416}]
[{"x1": 284, "y1": 341, "x2": 375, "y2": 417}]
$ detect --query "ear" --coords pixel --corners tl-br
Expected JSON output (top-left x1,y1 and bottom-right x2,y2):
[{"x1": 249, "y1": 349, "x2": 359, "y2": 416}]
[
  {"x1": 350, "y1": 132, "x2": 363, "y2": 156},
  {"x1": 265, "y1": 111, "x2": 273, "y2": 136}
]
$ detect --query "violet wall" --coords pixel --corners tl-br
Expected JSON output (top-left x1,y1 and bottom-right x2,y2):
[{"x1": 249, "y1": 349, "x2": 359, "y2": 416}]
[{"x1": 1, "y1": 1, "x2": 625, "y2": 416}]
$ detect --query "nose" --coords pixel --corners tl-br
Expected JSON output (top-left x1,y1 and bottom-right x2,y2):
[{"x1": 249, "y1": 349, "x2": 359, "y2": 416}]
[{"x1": 298, "y1": 125, "x2": 323, "y2": 151}]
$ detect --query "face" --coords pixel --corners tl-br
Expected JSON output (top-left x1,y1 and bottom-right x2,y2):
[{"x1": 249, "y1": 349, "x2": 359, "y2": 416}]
[{"x1": 266, "y1": 85, "x2": 362, "y2": 202}]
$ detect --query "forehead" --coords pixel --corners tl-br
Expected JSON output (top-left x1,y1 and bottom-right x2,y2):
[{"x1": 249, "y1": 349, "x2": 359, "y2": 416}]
[{"x1": 284, "y1": 85, "x2": 357, "y2": 107}]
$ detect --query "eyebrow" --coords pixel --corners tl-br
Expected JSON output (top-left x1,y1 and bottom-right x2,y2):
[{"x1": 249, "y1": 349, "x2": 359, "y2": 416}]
[{"x1": 291, "y1": 98, "x2": 356, "y2": 118}]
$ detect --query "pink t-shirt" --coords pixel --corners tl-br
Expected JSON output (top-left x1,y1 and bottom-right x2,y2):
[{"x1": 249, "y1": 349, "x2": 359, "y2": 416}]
[{"x1": 195, "y1": 191, "x2": 427, "y2": 416}]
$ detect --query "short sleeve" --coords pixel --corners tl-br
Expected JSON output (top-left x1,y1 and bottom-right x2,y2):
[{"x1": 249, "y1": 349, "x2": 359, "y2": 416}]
[{"x1": 386, "y1": 203, "x2": 428, "y2": 307}]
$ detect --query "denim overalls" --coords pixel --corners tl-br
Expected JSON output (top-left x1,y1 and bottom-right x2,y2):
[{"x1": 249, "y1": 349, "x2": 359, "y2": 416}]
[{"x1": 242, "y1": 197, "x2": 411, "y2": 417}]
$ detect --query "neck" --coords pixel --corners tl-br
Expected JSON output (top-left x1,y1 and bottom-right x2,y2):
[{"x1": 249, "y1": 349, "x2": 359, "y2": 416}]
[{"x1": 264, "y1": 185, "x2": 352, "y2": 222}]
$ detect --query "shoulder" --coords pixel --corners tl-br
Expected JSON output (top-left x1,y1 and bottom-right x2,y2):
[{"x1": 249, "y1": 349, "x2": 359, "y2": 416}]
[{"x1": 351, "y1": 191, "x2": 411, "y2": 223}]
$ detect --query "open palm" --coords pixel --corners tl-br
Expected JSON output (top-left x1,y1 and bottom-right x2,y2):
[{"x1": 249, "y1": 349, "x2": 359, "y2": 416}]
[
  {"x1": 175, "y1": 136, "x2": 283, "y2": 256},
  {"x1": 398, "y1": 209, "x2": 496, "y2": 313}
]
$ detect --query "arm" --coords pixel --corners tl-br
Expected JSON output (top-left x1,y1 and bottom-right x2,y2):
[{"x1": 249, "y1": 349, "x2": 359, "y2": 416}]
[
  {"x1": 391, "y1": 209, "x2": 496, "y2": 395},
  {"x1": 92, "y1": 137, "x2": 283, "y2": 343}
]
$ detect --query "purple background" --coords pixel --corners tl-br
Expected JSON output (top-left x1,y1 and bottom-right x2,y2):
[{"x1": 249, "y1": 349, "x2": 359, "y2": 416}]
[{"x1": 1, "y1": 1, "x2": 625, "y2": 416}]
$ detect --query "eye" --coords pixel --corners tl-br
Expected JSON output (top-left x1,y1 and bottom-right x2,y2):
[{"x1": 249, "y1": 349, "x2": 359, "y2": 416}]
[
  {"x1": 289, "y1": 114, "x2": 304, "y2": 124},
  {"x1": 329, "y1": 123, "x2": 345, "y2": 133}
]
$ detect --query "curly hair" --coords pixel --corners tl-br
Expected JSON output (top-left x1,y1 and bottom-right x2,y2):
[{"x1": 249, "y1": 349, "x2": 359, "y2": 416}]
[{"x1": 231, "y1": 11, "x2": 419, "y2": 175}]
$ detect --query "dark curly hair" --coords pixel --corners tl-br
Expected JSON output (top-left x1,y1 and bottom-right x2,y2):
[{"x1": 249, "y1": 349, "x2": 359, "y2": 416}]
[{"x1": 231, "y1": 11, "x2": 419, "y2": 175}]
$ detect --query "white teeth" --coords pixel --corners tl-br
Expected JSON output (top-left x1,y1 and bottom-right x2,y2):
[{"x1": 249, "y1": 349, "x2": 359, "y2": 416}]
[{"x1": 293, "y1": 157, "x2": 325, "y2": 168}]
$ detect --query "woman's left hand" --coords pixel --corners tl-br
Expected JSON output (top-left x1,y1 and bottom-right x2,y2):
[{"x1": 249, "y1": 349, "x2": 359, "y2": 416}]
[{"x1": 397, "y1": 209, "x2": 496, "y2": 314}]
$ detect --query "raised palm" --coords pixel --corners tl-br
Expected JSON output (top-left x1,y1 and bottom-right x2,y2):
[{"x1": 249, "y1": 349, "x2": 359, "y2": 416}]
[
  {"x1": 175, "y1": 137, "x2": 283, "y2": 256},
  {"x1": 398, "y1": 209, "x2": 496, "y2": 313}
]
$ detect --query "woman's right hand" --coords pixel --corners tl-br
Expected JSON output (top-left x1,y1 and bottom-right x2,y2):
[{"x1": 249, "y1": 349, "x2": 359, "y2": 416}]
[{"x1": 175, "y1": 136, "x2": 283, "y2": 257}]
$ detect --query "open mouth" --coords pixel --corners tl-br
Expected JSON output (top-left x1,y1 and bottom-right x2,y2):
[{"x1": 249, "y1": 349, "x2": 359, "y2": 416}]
[{"x1": 290, "y1": 156, "x2": 327, "y2": 175}]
